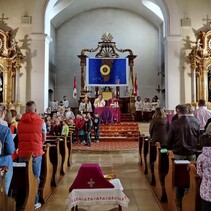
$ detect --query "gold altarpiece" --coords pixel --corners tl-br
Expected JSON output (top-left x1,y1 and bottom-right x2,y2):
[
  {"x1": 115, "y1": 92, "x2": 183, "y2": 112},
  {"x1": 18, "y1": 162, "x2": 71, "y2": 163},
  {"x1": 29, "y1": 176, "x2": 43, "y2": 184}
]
[
  {"x1": 0, "y1": 28, "x2": 23, "y2": 109},
  {"x1": 78, "y1": 33, "x2": 137, "y2": 112},
  {"x1": 188, "y1": 29, "x2": 211, "y2": 105}
]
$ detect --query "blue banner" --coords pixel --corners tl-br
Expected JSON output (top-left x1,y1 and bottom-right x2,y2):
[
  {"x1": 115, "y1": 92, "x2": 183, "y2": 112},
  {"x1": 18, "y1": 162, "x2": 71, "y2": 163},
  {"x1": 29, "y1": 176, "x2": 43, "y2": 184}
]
[{"x1": 86, "y1": 58, "x2": 128, "y2": 86}]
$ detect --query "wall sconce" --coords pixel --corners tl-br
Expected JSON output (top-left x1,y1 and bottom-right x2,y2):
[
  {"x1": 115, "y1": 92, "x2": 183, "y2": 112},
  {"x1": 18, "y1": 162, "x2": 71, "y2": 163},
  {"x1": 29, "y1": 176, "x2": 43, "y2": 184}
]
[
  {"x1": 21, "y1": 14, "x2": 32, "y2": 25},
  {"x1": 156, "y1": 85, "x2": 162, "y2": 93}
]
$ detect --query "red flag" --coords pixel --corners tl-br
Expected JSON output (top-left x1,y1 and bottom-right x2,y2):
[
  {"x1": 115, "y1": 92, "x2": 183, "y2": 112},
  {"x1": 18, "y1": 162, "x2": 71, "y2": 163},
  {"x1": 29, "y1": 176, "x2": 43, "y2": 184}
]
[
  {"x1": 73, "y1": 74, "x2": 77, "y2": 99},
  {"x1": 133, "y1": 74, "x2": 138, "y2": 96}
]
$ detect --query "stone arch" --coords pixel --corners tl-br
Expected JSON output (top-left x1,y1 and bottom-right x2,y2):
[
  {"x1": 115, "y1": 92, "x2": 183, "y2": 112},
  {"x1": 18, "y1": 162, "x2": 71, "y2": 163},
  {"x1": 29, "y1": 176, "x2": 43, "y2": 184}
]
[{"x1": 31, "y1": 0, "x2": 181, "y2": 110}]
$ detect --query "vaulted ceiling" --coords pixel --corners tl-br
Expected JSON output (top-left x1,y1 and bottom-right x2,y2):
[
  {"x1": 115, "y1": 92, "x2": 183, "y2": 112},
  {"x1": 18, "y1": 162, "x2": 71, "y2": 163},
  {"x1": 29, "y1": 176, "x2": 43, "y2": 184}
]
[{"x1": 50, "y1": 0, "x2": 163, "y2": 29}]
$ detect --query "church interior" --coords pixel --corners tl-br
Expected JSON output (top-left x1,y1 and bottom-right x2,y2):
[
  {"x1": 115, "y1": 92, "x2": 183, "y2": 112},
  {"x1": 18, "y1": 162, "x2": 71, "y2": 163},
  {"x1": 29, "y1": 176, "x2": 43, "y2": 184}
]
[{"x1": 1, "y1": 0, "x2": 211, "y2": 211}]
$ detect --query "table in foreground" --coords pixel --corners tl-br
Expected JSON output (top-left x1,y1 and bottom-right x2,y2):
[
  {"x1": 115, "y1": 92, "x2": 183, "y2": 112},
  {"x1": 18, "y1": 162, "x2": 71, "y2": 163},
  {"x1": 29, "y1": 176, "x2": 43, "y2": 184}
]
[{"x1": 66, "y1": 179, "x2": 129, "y2": 211}]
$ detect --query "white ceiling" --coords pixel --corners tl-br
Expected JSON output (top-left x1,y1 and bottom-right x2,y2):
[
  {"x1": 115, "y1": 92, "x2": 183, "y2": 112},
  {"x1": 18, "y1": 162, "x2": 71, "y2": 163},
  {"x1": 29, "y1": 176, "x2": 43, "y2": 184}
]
[{"x1": 50, "y1": 0, "x2": 163, "y2": 29}]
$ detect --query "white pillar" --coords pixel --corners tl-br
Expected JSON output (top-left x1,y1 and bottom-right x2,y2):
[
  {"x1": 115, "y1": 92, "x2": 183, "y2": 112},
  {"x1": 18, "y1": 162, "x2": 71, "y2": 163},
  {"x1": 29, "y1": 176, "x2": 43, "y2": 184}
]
[
  {"x1": 164, "y1": 35, "x2": 181, "y2": 110},
  {"x1": 30, "y1": 33, "x2": 51, "y2": 113}
]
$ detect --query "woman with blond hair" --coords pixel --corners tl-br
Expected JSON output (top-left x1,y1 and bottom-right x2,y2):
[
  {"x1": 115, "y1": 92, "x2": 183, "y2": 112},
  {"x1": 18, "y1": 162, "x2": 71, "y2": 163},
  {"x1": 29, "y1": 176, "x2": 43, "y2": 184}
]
[{"x1": 149, "y1": 107, "x2": 169, "y2": 146}]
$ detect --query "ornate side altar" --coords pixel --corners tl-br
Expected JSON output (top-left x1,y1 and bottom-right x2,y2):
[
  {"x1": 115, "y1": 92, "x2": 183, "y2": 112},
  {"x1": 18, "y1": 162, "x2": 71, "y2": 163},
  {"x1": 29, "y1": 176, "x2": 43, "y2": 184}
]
[
  {"x1": 188, "y1": 29, "x2": 211, "y2": 106},
  {"x1": 0, "y1": 17, "x2": 23, "y2": 110}
]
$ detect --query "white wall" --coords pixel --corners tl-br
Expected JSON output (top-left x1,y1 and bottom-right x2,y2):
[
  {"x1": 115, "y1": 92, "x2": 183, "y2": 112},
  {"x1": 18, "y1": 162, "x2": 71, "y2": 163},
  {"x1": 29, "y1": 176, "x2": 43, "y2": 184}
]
[{"x1": 56, "y1": 8, "x2": 159, "y2": 107}]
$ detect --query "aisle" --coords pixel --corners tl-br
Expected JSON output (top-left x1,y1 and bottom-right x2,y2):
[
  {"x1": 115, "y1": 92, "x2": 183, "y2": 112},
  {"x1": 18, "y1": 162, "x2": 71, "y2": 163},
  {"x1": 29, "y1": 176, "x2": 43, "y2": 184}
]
[{"x1": 42, "y1": 149, "x2": 163, "y2": 211}]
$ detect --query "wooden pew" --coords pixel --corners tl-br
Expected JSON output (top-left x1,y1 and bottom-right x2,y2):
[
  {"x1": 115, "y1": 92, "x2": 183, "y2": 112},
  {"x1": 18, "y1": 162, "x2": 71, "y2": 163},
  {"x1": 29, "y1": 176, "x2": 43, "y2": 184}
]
[
  {"x1": 45, "y1": 139, "x2": 62, "y2": 186},
  {"x1": 182, "y1": 163, "x2": 201, "y2": 211},
  {"x1": 164, "y1": 151, "x2": 190, "y2": 211},
  {"x1": 138, "y1": 135, "x2": 142, "y2": 165},
  {"x1": 67, "y1": 133, "x2": 73, "y2": 166},
  {"x1": 46, "y1": 136, "x2": 69, "y2": 174},
  {"x1": 10, "y1": 154, "x2": 38, "y2": 211},
  {"x1": 154, "y1": 142, "x2": 168, "y2": 202},
  {"x1": 140, "y1": 133, "x2": 149, "y2": 174},
  {"x1": 0, "y1": 166, "x2": 16, "y2": 211},
  {"x1": 146, "y1": 140, "x2": 156, "y2": 185},
  {"x1": 39, "y1": 143, "x2": 53, "y2": 202}
]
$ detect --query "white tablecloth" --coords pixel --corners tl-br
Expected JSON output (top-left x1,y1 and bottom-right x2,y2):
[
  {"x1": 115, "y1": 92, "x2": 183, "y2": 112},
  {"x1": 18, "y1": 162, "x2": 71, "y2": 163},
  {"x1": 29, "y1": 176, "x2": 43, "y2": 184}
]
[{"x1": 66, "y1": 179, "x2": 129, "y2": 209}]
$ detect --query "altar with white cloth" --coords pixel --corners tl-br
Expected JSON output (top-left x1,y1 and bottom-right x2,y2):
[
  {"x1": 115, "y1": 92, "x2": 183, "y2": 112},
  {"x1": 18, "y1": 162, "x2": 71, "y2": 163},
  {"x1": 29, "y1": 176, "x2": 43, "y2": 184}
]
[{"x1": 66, "y1": 179, "x2": 129, "y2": 211}]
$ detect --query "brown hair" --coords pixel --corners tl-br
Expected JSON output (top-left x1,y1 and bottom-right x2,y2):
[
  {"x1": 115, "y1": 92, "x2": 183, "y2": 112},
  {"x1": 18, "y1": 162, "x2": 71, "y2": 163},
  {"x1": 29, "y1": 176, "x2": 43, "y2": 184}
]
[{"x1": 152, "y1": 107, "x2": 166, "y2": 119}]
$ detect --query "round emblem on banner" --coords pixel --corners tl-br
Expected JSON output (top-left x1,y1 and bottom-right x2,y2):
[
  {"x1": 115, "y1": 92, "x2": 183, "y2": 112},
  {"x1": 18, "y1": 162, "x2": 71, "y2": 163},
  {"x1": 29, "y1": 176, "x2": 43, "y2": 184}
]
[{"x1": 100, "y1": 65, "x2": 110, "y2": 76}]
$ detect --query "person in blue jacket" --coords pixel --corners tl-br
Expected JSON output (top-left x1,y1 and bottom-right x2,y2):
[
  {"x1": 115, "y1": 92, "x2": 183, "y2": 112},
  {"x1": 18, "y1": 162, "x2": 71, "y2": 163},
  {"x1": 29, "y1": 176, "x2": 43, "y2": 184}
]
[{"x1": 0, "y1": 124, "x2": 15, "y2": 195}]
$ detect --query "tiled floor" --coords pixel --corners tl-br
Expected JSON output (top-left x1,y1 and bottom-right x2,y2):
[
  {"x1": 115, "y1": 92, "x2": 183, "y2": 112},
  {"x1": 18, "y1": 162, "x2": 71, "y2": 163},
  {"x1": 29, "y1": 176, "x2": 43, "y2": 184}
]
[
  {"x1": 42, "y1": 147, "x2": 163, "y2": 210},
  {"x1": 42, "y1": 123, "x2": 162, "y2": 211}
]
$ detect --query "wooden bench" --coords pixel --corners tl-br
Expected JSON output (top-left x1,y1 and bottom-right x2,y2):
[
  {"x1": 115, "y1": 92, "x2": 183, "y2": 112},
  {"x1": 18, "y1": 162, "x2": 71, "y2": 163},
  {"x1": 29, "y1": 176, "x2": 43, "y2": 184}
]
[
  {"x1": 154, "y1": 142, "x2": 168, "y2": 202},
  {"x1": 45, "y1": 139, "x2": 62, "y2": 186},
  {"x1": 10, "y1": 154, "x2": 38, "y2": 211},
  {"x1": 182, "y1": 163, "x2": 201, "y2": 211},
  {"x1": 46, "y1": 136, "x2": 69, "y2": 175},
  {"x1": 164, "y1": 151, "x2": 190, "y2": 211},
  {"x1": 140, "y1": 133, "x2": 149, "y2": 174},
  {"x1": 67, "y1": 133, "x2": 73, "y2": 166},
  {"x1": 146, "y1": 140, "x2": 156, "y2": 185},
  {"x1": 0, "y1": 166, "x2": 16, "y2": 211},
  {"x1": 39, "y1": 143, "x2": 53, "y2": 202}
]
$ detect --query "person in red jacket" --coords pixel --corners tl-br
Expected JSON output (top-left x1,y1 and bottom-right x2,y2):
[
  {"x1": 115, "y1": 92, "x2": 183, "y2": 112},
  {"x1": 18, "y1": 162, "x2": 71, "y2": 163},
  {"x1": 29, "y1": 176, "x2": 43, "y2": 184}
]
[
  {"x1": 17, "y1": 101, "x2": 46, "y2": 209},
  {"x1": 75, "y1": 113, "x2": 85, "y2": 143}
]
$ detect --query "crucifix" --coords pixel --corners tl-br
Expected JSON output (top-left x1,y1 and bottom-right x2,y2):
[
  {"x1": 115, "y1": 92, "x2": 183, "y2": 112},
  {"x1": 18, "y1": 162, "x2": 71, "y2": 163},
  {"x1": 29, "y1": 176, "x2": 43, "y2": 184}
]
[
  {"x1": 0, "y1": 13, "x2": 9, "y2": 24},
  {"x1": 202, "y1": 15, "x2": 211, "y2": 25},
  {"x1": 87, "y1": 178, "x2": 95, "y2": 188}
]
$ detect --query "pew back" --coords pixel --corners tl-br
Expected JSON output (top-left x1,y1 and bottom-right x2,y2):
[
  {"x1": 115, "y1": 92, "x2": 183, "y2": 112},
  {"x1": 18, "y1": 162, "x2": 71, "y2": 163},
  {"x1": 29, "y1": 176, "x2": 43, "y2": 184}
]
[
  {"x1": 182, "y1": 163, "x2": 201, "y2": 211},
  {"x1": 10, "y1": 154, "x2": 38, "y2": 211},
  {"x1": 164, "y1": 151, "x2": 190, "y2": 211},
  {"x1": 154, "y1": 142, "x2": 168, "y2": 202},
  {"x1": 39, "y1": 143, "x2": 53, "y2": 202},
  {"x1": 45, "y1": 139, "x2": 62, "y2": 186},
  {"x1": 0, "y1": 166, "x2": 16, "y2": 211}
]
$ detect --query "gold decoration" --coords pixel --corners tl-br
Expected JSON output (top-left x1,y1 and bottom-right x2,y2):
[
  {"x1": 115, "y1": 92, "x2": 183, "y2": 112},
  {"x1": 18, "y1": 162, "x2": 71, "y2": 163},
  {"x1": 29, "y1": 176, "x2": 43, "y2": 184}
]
[
  {"x1": 101, "y1": 32, "x2": 113, "y2": 42},
  {"x1": 100, "y1": 64, "x2": 110, "y2": 76}
]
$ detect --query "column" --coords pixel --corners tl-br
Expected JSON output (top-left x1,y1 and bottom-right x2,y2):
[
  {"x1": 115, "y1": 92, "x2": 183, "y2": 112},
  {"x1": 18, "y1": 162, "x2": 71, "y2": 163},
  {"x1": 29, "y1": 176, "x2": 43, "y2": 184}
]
[
  {"x1": 199, "y1": 61, "x2": 208, "y2": 101},
  {"x1": 191, "y1": 64, "x2": 196, "y2": 103},
  {"x1": 164, "y1": 35, "x2": 181, "y2": 109},
  {"x1": 30, "y1": 33, "x2": 51, "y2": 113}
]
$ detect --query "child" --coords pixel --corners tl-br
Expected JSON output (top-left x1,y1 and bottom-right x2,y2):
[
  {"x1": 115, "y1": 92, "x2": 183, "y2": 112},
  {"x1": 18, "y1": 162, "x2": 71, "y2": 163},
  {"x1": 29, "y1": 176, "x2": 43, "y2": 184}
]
[
  {"x1": 52, "y1": 119, "x2": 62, "y2": 136},
  {"x1": 67, "y1": 118, "x2": 76, "y2": 142},
  {"x1": 46, "y1": 120, "x2": 53, "y2": 136},
  {"x1": 84, "y1": 116, "x2": 92, "y2": 147},
  {"x1": 61, "y1": 120, "x2": 69, "y2": 137},
  {"x1": 93, "y1": 112, "x2": 101, "y2": 142},
  {"x1": 75, "y1": 114, "x2": 85, "y2": 143},
  {"x1": 197, "y1": 137, "x2": 211, "y2": 211}
]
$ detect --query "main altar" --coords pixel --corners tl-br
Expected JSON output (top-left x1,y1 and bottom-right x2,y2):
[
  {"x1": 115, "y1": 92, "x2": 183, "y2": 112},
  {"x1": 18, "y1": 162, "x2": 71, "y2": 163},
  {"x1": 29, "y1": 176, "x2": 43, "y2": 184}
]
[{"x1": 78, "y1": 33, "x2": 137, "y2": 114}]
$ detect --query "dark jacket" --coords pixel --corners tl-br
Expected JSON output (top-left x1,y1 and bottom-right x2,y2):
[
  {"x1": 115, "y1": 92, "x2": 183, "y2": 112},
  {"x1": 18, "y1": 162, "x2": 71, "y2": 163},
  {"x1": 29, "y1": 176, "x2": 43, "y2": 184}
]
[
  {"x1": 84, "y1": 119, "x2": 92, "y2": 133},
  {"x1": 167, "y1": 115, "x2": 200, "y2": 155},
  {"x1": 149, "y1": 118, "x2": 169, "y2": 146},
  {"x1": 93, "y1": 117, "x2": 101, "y2": 128}
]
